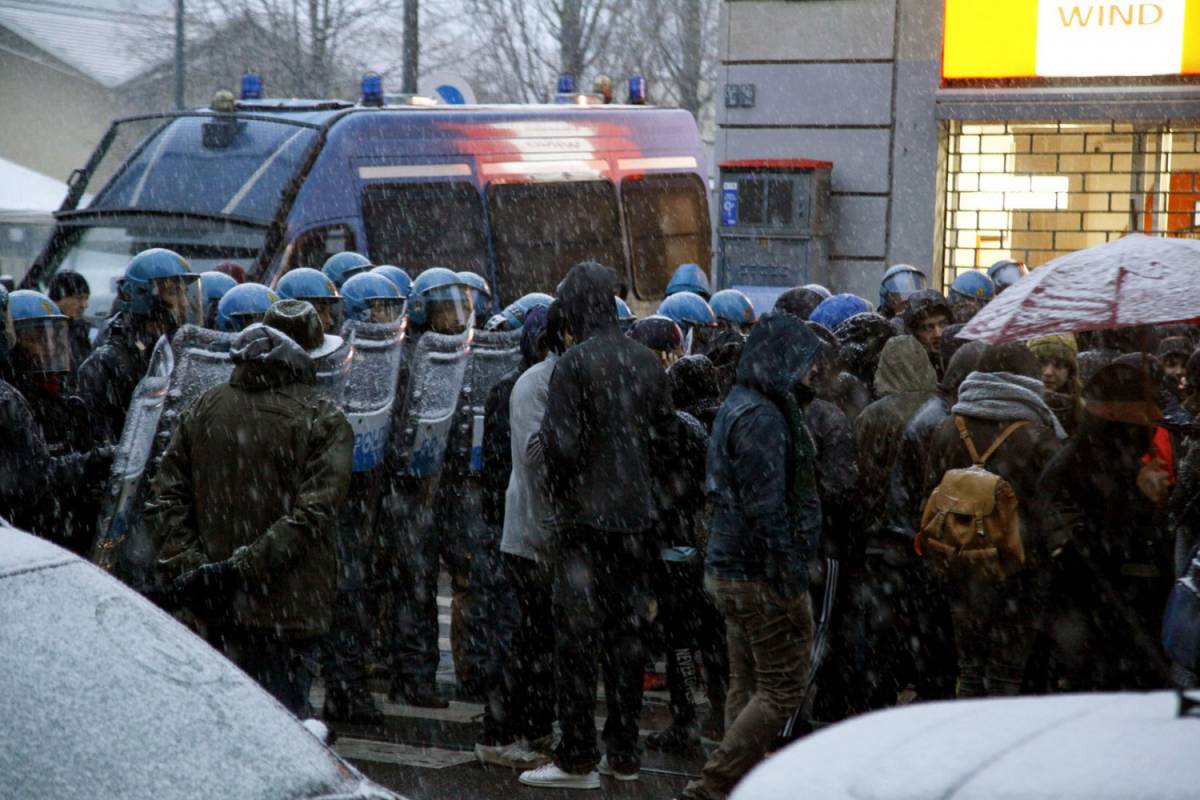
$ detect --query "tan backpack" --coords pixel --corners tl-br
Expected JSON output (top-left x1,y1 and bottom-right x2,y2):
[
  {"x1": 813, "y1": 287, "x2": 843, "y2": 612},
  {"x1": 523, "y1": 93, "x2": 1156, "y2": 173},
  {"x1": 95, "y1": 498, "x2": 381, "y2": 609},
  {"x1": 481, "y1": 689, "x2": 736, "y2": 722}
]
[{"x1": 917, "y1": 416, "x2": 1027, "y2": 577}]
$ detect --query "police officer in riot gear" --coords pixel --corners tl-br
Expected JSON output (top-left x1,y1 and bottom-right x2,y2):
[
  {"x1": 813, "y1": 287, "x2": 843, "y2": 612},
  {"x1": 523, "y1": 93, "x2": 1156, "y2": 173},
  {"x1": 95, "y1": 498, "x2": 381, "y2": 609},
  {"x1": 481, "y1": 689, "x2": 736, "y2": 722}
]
[
  {"x1": 485, "y1": 292, "x2": 554, "y2": 332},
  {"x1": 385, "y1": 267, "x2": 475, "y2": 707},
  {"x1": 341, "y1": 272, "x2": 405, "y2": 324},
  {"x1": 658, "y1": 291, "x2": 719, "y2": 355},
  {"x1": 987, "y1": 258, "x2": 1028, "y2": 295},
  {"x1": 948, "y1": 270, "x2": 996, "y2": 324},
  {"x1": 322, "y1": 251, "x2": 372, "y2": 289},
  {"x1": 216, "y1": 283, "x2": 278, "y2": 332},
  {"x1": 373, "y1": 265, "x2": 413, "y2": 300},
  {"x1": 77, "y1": 249, "x2": 203, "y2": 444},
  {"x1": 4, "y1": 289, "x2": 111, "y2": 552},
  {"x1": 877, "y1": 264, "x2": 928, "y2": 319},
  {"x1": 278, "y1": 268, "x2": 343, "y2": 334},
  {"x1": 665, "y1": 262, "x2": 711, "y2": 300},
  {"x1": 457, "y1": 271, "x2": 494, "y2": 329},
  {"x1": 199, "y1": 271, "x2": 237, "y2": 329}
]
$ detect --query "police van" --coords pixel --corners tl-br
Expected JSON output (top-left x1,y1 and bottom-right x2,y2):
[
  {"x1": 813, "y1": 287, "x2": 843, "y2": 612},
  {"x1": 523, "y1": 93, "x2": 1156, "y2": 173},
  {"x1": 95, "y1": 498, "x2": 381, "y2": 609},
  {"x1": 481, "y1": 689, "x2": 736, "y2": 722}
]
[{"x1": 22, "y1": 77, "x2": 712, "y2": 320}]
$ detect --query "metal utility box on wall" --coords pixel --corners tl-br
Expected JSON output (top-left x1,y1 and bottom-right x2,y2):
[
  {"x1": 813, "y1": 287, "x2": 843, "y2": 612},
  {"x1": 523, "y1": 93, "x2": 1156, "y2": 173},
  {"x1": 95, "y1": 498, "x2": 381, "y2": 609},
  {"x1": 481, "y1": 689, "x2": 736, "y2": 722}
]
[{"x1": 716, "y1": 159, "x2": 832, "y2": 312}]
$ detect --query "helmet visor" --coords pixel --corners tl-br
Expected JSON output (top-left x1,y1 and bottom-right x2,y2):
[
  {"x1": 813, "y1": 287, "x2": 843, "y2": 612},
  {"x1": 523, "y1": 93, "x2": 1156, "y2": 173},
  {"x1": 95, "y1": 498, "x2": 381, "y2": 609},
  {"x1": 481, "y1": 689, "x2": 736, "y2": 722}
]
[
  {"x1": 368, "y1": 298, "x2": 406, "y2": 325},
  {"x1": 14, "y1": 318, "x2": 72, "y2": 373},
  {"x1": 425, "y1": 295, "x2": 473, "y2": 335},
  {"x1": 882, "y1": 271, "x2": 927, "y2": 298},
  {"x1": 991, "y1": 263, "x2": 1027, "y2": 288},
  {"x1": 153, "y1": 275, "x2": 203, "y2": 328},
  {"x1": 308, "y1": 298, "x2": 344, "y2": 333}
]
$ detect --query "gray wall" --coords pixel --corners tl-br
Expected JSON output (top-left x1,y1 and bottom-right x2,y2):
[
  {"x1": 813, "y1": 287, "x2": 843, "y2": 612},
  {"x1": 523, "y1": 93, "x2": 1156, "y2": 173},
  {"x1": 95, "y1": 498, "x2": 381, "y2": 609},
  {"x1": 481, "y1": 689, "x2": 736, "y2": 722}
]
[{"x1": 716, "y1": 0, "x2": 944, "y2": 297}]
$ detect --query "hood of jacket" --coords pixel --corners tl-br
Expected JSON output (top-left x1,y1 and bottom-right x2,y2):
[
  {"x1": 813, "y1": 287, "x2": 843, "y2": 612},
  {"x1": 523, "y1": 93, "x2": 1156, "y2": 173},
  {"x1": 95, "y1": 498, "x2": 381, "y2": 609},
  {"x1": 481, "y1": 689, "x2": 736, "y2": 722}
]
[
  {"x1": 874, "y1": 334, "x2": 938, "y2": 397},
  {"x1": 229, "y1": 323, "x2": 316, "y2": 390},
  {"x1": 556, "y1": 261, "x2": 619, "y2": 343},
  {"x1": 735, "y1": 312, "x2": 822, "y2": 403}
]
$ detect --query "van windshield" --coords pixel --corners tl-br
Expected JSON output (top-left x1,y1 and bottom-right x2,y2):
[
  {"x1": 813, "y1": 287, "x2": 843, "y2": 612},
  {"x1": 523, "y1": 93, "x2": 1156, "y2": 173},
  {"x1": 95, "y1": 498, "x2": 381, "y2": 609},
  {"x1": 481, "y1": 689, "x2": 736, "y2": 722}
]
[
  {"x1": 83, "y1": 115, "x2": 317, "y2": 223},
  {"x1": 361, "y1": 182, "x2": 488, "y2": 274},
  {"x1": 487, "y1": 180, "x2": 624, "y2": 300},
  {"x1": 622, "y1": 173, "x2": 711, "y2": 299}
]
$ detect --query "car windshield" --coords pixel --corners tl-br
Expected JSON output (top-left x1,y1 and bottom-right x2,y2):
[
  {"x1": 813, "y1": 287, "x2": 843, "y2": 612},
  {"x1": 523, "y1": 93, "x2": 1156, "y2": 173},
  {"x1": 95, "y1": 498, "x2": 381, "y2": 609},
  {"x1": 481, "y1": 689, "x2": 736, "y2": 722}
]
[
  {"x1": 81, "y1": 115, "x2": 317, "y2": 222},
  {"x1": 43, "y1": 217, "x2": 267, "y2": 324},
  {"x1": 0, "y1": 540, "x2": 369, "y2": 800}
]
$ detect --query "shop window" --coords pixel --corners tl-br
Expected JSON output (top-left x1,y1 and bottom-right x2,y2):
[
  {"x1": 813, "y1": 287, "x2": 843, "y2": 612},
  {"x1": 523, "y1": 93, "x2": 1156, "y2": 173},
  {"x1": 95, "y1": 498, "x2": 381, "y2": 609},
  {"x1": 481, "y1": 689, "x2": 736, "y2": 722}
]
[
  {"x1": 940, "y1": 121, "x2": 1200, "y2": 287},
  {"x1": 622, "y1": 173, "x2": 711, "y2": 299},
  {"x1": 487, "y1": 179, "x2": 624, "y2": 300}
]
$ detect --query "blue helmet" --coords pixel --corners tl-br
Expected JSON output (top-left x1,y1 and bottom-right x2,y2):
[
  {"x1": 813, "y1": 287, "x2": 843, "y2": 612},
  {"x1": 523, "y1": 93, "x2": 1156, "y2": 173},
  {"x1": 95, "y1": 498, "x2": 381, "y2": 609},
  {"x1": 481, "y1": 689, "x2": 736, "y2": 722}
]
[
  {"x1": 709, "y1": 289, "x2": 756, "y2": 327},
  {"x1": 373, "y1": 265, "x2": 413, "y2": 298},
  {"x1": 457, "y1": 271, "x2": 493, "y2": 324},
  {"x1": 987, "y1": 259, "x2": 1028, "y2": 294},
  {"x1": 949, "y1": 270, "x2": 995, "y2": 303},
  {"x1": 657, "y1": 291, "x2": 717, "y2": 328},
  {"x1": 122, "y1": 248, "x2": 201, "y2": 326},
  {"x1": 491, "y1": 292, "x2": 553, "y2": 331},
  {"x1": 878, "y1": 264, "x2": 927, "y2": 314},
  {"x1": 8, "y1": 289, "x2": 71, "y2": 373},
  {"x1": 277, "y1": 267, "x2": 338, "y2": 302},
  {"x1": 200, "y1": 271, "x2": 238, "y2": 328},
  {"x1": 321, "y1": 252, "x2": 372, "y2": 288},
  {"x1": 341, "y1": 272, "x2": 405, "y2": 323},
  {"x1": 810, "y1": 294, "x2": 873, "y2": 332},
  {"x1": 665, "y1": 263, "x2": 711, "y2": 299},
  {"x1": 216, "y1": 283, "x2": 278, "y2": 332},
  {"x1": 408, "y1": 267, "x2": 472, "y2": 332}
]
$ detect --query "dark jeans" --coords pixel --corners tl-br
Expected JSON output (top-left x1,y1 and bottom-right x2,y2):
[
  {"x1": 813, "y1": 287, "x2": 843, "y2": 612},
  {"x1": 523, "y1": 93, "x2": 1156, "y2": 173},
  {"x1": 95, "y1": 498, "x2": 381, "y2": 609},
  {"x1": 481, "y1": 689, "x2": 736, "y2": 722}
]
[
  {"x1": 213, "y1": 629, "x2": 316, "y2": 717},
  {"x1": 685, "y1": 578, "x2": 813, "y2": 800},
  {"x1": 553, "y1": 527, "x2": 651, "y2": 774},
  {"x1": 322, "y1": 506, "x2": 374, "y2": 690},
  {"x1": 949, "y1": 574, "x2": 1037, "y2": 697},
  {"x1": 655, "y1": 557, "x2": 729, "y2": 727},
  {"x1": 481, "y1": 553, "x2": 556, "y2": 745}
]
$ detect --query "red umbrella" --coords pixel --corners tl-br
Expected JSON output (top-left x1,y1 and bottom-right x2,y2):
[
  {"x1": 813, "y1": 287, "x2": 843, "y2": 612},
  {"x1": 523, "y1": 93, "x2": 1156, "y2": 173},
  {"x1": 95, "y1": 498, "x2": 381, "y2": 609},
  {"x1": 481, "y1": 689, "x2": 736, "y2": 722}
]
[{"x1": 959, "y1": 234, "x2": 1200, "y2": 344}]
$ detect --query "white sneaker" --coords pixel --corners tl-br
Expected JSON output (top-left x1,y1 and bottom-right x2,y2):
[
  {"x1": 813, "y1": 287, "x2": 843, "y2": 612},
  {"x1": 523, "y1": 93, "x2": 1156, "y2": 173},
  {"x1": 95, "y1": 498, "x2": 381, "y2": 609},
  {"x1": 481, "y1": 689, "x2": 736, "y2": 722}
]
[
  {"x1": 518, "y1": 763, "x2": 600, "y2": 790},
  {"x1": 598, "y1": 754, "x2": 639, "y2": 782}
]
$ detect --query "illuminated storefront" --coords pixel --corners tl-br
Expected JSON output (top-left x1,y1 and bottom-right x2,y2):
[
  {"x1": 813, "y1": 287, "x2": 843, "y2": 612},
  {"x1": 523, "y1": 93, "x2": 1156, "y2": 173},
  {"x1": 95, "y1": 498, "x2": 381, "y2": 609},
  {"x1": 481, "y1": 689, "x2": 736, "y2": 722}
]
[{"x1": 939, "y1": 0, "x2": 1200, "y2": 284}]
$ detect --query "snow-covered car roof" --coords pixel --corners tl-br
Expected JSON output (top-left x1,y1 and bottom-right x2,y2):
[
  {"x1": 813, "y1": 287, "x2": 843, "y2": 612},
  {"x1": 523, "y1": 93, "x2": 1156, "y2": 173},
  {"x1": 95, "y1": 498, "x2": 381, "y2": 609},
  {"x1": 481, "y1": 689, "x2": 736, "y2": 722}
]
[
  {"x1": 0, "y1": 526, "x2": 399, "y2": 800},
  {"x1": 733, "y1": 691, "x2": 1200, "y2": 800}
]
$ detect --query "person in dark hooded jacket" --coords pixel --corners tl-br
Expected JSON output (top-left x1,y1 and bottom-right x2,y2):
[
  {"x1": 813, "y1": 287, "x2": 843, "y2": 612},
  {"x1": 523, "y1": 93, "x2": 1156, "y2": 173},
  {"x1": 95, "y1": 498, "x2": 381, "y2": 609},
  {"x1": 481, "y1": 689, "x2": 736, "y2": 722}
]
[
  {"x1": 149, "y1": 300, "x2": 353, "y2": 715},
  {"x1": 849, "y1": 335, "x2": 937, "y2": 708},
  {"x1": 773, "y1": 287, "x2": 827, "y2": 321},
  {"x1": 679, "y1": 313, "x2": 821, "y2": 800},
  {"x1": 519, "y1": 262, "x2": 675, "y2": 788},
  {"x1": 1039, "y1": 362, "x2": 1173, "y2": 691},
  {"x1": 832, "y1": 311, "x2": 896, "y2": 421},
  {"x1": 921, "y1": 343, "x2": 1065, "y2": 697},
  {"x1": 902, "y1": 290, "x2": 954, "y2": 380}
]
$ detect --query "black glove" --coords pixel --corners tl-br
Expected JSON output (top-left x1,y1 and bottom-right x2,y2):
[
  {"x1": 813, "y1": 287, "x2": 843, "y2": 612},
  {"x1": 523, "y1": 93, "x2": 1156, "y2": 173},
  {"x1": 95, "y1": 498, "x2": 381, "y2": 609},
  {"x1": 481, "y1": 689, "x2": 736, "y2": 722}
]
[{"x1": 172, "y1": 559, "x2": 242, "y2": 615}]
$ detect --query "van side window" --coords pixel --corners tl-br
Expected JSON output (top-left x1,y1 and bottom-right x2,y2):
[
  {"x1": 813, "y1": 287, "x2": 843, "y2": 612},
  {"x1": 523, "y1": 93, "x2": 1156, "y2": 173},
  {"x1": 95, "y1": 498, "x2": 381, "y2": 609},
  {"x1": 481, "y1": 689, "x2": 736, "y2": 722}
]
[
  {"x1": 487, "y1": 180, "x2": 624, "y2": 300},
  {"x1": 284, "y1": 224, "x2": 357, "y2": 270},
  {"x1": 361, "y1": 182, "x2": 488, "y2": 273},
  {"x1": 622, "y1": 173, "x2": 711, "y2": 300}
]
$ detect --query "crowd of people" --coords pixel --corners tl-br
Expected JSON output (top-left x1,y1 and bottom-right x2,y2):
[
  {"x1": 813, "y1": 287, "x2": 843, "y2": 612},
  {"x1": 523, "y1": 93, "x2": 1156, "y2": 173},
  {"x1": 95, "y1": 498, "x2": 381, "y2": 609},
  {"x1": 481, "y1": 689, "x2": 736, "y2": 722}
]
[{"x1": 2, "y1": 249, "x2": 1197, "y2": 800}]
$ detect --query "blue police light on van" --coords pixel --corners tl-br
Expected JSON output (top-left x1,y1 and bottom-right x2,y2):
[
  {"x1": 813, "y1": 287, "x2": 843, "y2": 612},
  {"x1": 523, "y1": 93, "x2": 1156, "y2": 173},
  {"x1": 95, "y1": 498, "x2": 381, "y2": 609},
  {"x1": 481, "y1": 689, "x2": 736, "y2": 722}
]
[
  {"x1": 240, "y1": 72, "x2": 262, "y2": 100},
  {"x1": 361, "y1": 72, "x2": 384, "y2": 107},
  {"x1": 629, "y1": 74, "x2": 647, "y2": 105}
]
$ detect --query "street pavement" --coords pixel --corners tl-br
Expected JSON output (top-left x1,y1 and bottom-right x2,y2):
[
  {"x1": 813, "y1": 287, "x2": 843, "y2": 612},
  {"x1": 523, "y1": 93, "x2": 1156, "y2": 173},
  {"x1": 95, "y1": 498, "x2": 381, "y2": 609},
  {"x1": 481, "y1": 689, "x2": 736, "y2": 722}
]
[{"x1": 315, "y1": 588, "x2": 711, "y2": 800}]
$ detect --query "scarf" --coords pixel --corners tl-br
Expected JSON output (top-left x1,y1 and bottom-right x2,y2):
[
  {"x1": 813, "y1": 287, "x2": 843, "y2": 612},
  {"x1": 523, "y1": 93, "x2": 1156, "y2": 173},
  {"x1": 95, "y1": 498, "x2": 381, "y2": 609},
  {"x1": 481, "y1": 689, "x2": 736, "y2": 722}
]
[{"x1": 952, "y1": 371, "x2": 1067, "y2": 440}]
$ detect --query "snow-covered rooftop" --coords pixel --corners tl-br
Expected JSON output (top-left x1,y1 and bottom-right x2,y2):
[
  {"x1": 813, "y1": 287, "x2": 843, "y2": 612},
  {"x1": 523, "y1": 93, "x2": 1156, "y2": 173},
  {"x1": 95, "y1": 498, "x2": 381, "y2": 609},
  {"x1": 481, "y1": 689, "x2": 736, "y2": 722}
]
[{"x1": 0, "y1": 156, "x2": 68, "y2": 211}]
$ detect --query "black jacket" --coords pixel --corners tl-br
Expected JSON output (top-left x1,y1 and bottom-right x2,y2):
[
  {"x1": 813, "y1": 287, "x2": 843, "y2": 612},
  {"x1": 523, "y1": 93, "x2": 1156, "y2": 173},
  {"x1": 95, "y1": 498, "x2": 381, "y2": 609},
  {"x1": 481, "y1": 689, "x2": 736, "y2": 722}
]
[
  {"x1": 76, "y1": 316, "x2": 157, "y2": 445},
  {"x1": 706, "y1": 313, "x2": 823, "y2": 592},
  {"x1": 540, "y1": 262, "x2": 675, "y2": 534},
  {"x1": 806, "y1": 397, "x2": 859, "y2": 561},
  {"x1": 481, "y1": 369, "x2": 520, "y2": 527}
]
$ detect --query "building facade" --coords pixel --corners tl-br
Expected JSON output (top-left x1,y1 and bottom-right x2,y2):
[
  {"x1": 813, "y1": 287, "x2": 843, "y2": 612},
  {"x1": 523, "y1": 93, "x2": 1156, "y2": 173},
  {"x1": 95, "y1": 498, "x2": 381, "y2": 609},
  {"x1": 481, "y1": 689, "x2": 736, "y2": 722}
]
[{"x1": 716, "y1": 0, "x2": 1200, "y2": 296}]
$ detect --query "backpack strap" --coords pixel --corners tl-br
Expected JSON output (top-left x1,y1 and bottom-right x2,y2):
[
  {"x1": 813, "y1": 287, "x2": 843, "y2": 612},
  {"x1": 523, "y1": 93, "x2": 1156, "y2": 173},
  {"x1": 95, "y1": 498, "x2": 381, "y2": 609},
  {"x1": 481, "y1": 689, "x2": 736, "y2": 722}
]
[{"x1": 954, "y1": 415, "x2": 1029, "y2": 467}]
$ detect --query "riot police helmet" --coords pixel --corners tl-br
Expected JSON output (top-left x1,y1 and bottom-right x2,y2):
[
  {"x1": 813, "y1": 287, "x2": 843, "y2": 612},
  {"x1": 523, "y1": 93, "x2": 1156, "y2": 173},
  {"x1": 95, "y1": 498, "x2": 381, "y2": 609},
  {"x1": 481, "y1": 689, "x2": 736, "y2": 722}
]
[
  {"x1": 123, "y1": 248, "x2": 203, "y2": 330},
  {"x1": 216, "y1": 283, "x2": 278, "y2": 332},
  {"x1": 709, "y1": 288, "x2": 756, "y2": 331},
  {"x1": 878, "y1": 264, "x2": 927, "y2": 316},
  {"x1": 408, "y1": 267, "x2": 473, "y2": 334},
  {"x1": 199, "y1": 271, "x2": 238, "y2": 328},
  {"x1": 277, "y1": 267, "x2": 342, "y2": 333},
  {"x1": 321, "y1": 252, "x2": 372, "y2": 288},
  {"x1": 341, "y1": 272, "x2": 405, "y2": 324},
  {"x1": 372, "y1": 265, "x2": 413, "y2": 298},
  {"x1": 987, "y1": 259, "x2": 1028, "y2": 294},
  {"x1": 8, "y1": 290, "x2": 72, "y2": 374},
  {"x1": 665, "y1": 263, "x2": 711, "y2": 299}
]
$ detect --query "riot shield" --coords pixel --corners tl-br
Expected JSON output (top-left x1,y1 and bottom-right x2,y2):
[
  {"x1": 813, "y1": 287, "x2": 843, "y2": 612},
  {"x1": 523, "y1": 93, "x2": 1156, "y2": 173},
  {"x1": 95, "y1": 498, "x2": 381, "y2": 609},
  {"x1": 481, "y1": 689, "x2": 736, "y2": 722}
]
[
  {"x1": 392, "y1": 328, "x2": 473, "y2": 477},
  {"x1": 314, "y1": 335, "x2": 354, "y2": 409},
  {"x1": 339, "y1": 319, "x2": 406, "y2": 472},
  {"x1": 449, "y1": 328, "x2": 523, "y2": 474},
  {"x1": 91, "y1": 325, "x2": 236, "y2": 584}
]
